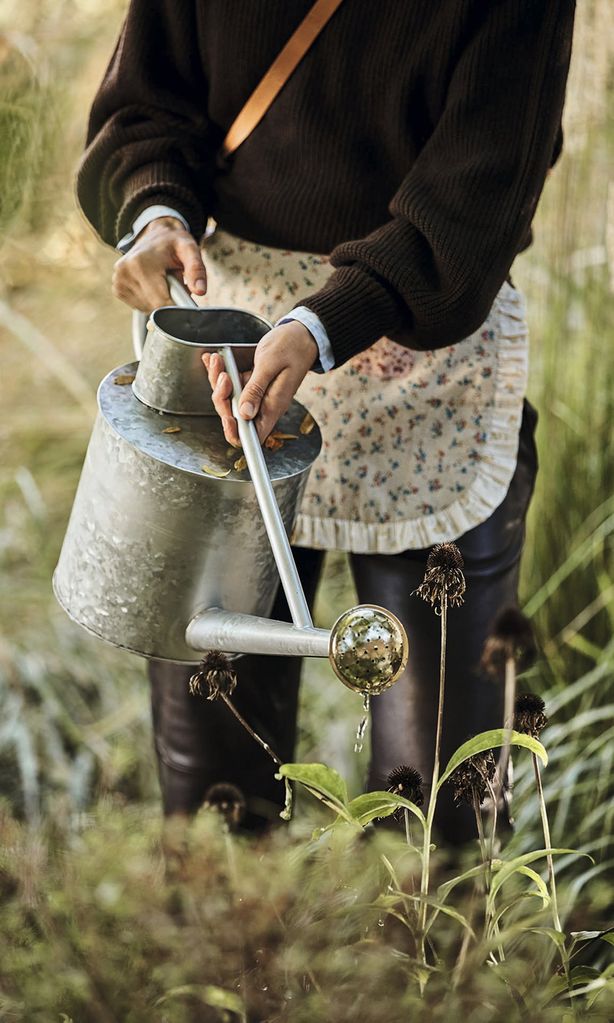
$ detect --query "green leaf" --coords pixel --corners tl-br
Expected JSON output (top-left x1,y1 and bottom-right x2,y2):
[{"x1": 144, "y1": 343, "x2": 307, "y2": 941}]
[
  {"x1": 277, "y1": 763, "x2": 355, "y2": 823},
  {"x1": 490, "y1": 891, "x2": 551, "y2": 933},
  {"x1": 529, "y1": 926, "x2": 567, "y2": 949},
  {"x1": 438, "y1": 729, "x2": 548, "y2": 789},
  {"x1": 278, "y1": 762, "x2": 348, "y2": 804},
  {"x1": 487, "y1": 849, "x2": 582, "y2": 907},
  {"x1": 346, "y1": 790, "x2": 426, "y2": 827},
  {"x1": 437, "y1": 861, "x2": 495, "y2": 902},
  {"x1": 516, "y1": 866, "x2": 551, "y2": 908}
]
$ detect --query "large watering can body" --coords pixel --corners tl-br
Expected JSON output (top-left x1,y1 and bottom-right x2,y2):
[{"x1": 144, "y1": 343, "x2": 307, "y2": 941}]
[
  {"x1": 54, "y1": 281, "x2": 409, "y2": 693},
  {"x1": 54, "y1": 301, "x2": 321, "y2": 662}
]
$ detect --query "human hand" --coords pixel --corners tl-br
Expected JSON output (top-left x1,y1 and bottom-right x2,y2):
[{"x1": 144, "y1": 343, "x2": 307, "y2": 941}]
[
  {"x1": 112, "y1": 216, "x2": 207, "y2": 312},
  {"x1": 203, "y1": 321, "x2": 319, "y2": 446}
]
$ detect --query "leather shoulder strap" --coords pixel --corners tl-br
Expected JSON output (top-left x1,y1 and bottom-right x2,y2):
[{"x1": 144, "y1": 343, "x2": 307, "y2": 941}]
[{"x1": 221, "y1": 0, "x2": 346, "y2": 158}]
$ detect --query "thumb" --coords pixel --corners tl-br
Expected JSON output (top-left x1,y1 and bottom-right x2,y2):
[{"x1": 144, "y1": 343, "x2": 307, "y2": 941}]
[
  {"x1": 238, "y1": 370, "x2": 272, "y2": 420},
  {"x1": 174, "y1": 235, "x2": 207, "y2": 296}
]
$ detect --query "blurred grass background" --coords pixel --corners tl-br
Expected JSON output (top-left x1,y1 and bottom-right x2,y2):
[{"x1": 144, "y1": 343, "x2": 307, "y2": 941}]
[{"x1": 0, "y1": 1, "x2": 613, "y2": 1017}]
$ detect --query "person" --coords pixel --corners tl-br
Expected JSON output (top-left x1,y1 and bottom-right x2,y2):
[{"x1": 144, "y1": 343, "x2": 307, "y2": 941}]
[{"x1": 76, "y1": 0, "x2": 576, "y2": 842}]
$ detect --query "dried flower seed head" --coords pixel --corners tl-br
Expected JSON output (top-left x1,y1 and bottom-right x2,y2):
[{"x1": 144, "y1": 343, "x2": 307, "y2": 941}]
[
  {"x1": 481, "y1": 606, "x2": 537, "y2": 676},
  {"x1": 415, "y1": 542, "x2": 466, "y2": 610},
  {"x1": 189, "y1": 651, "x2": 238, "y2": 700},
  {"x1": 514, "y1": 692, "x2": 548, "y2": 738},
  {"x1": 450, "y1": 748, "x2": 496, "y2": 807},
  {"x1": 387, "y1": 765, "x2": 424, "y2": 807},
  {"x1": 203, "y1": 782, "x2": 246, "y2": 828}
]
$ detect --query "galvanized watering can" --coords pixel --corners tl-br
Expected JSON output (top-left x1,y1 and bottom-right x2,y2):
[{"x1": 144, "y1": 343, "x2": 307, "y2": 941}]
[{"x1": 53, "y1": 278, "x2": 408, "y2": 695}]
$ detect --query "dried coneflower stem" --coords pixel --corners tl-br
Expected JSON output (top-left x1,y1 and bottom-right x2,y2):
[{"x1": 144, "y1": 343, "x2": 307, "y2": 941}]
[
  {"x1": 417, "y1": 590, "x2": 448, "y2": 971},
  {"x1": 219, "y1": 696, "x2": 294, "y2": 822},
  {"x1": 220, "y1": 694, "x2": 281, "y2": 766},
  {"x1": 191, "y1": 653, "x2": 293, "y2": 820},
  {"x1": 413, "y1": 542, "x2": 466, "y2": 979}
]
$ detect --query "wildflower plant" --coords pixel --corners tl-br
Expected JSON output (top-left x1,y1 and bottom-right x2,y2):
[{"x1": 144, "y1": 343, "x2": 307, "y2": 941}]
[{"x1": 278, "y1": 542, "x2": 590, "y2": 1008}]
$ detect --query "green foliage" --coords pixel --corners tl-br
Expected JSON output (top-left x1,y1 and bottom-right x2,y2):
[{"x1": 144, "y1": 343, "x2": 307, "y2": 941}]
[
  {"x1": 437, "y1": 730, "x2": 548, "y2": 788},
  {"x1": 0, "y1": 804, "x2": 612, "y2": 1022}
]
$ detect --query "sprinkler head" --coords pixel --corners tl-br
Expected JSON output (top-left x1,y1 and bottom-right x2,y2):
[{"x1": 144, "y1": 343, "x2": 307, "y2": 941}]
[{"x1": 328, "y1": 604, "x2": 409, "y2": 694}]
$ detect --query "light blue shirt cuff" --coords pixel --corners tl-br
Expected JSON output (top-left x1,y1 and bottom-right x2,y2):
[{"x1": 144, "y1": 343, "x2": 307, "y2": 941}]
[
  {"x1": 116, "y1": 205, "x2": 190, "y2": 253},
  {"x1": 276, "y1": 306, "x2": 335, "y2": 372}
]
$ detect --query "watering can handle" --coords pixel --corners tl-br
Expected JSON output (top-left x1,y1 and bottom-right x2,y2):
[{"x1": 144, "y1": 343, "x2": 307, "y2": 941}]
[{"x1": 156, "y1": 274, "x2": 314, "y2": 631}]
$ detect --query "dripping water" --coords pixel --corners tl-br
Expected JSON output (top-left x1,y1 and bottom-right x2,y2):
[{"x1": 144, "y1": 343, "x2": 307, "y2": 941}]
[
  {"x1": 354, "y1": 693, "x2": 371, "y2": 753},
  {"x1": 279, "y1": 777, "x2": 293, "y2": 821}
]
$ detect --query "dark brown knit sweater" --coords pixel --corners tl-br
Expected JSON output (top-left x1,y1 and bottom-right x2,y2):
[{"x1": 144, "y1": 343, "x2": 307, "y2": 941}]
[{"x1": 77, "y1": 0, "x2": 575, "y2": 366}]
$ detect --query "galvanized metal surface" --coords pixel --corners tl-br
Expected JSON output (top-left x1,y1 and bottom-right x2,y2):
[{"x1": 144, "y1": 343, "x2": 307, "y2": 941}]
[
  {"x1": 53, "y1": 362, "x2": 321, "y2": 663},
  {"x1": 186, "y1": 609, "x2": 330, "y2": 658},
  {"x1": 133, "y1": 306, "x2": 271, "y2": 415}
]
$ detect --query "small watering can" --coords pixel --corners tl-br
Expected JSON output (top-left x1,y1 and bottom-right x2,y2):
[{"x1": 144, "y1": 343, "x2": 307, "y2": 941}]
[{"x1": 53, "y1": 278, "x2": 408, "y2": 695}]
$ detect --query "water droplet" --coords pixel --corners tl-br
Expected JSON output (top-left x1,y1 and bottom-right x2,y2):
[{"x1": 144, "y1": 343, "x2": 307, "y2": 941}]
[
  {"x1": 279, "y1": 777, "x2": 293, "y2": 821},
  {"x1": 353, "y1": 693, "x2": 371, "y2": 754}
]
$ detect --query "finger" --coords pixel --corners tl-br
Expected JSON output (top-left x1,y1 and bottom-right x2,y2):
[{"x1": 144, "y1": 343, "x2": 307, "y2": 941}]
[
  {"x1": 211, "y1": 372, "x2": 234, "y2": 422},
  {"x1": 237, "y1": 366, "x2": 277, "y2": 421},
  {"x1": 174, "y1": 236, "x2": 207, "y2": 296},
  {"x1": 205, "y1": 352, "x2": 225, "y2": 390},
  {"x1": 214, "y1": 371, "x2": 233, "y2": 403},
  {"x1": 222, "y1": 415, "x2": 240, "y2": 447},
  {"x1": 252, "y1": 369, "x2": 295, "y2": 442}
]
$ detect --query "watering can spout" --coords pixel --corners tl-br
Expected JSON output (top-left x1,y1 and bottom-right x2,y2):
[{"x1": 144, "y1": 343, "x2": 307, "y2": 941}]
[
  {"x1": 186, "y1": 608, "x2": 330, "y2": 658},
  {"x1": 186, "y1": 605, "x2": 409, "y2": 695}
]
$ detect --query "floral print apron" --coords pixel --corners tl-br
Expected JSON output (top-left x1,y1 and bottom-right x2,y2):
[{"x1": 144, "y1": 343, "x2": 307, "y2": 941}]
[{"x1": 201, "y1": 230, "x2": 529, "y2": 554}]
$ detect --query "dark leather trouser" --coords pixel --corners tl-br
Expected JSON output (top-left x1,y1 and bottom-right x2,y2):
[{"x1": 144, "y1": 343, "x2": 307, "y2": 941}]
[{"x1": 148, "y1": 401, "x2": 539, "y2": 844}]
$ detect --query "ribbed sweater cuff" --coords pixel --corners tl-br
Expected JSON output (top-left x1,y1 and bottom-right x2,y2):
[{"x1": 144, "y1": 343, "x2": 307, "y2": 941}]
[
  {"x1": 300, "y1": 266, "x2": 407, "y2": 368},
  {"x1": 114, "y1": 162, "x2": 206, "y2": 245}
]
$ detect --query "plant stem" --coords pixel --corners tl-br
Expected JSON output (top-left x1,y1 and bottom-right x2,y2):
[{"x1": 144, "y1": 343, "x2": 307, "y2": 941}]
[
  {"x1": 532, "y1": 753, "x2": 575, "y2": 1014},
  {"x1": 532, "y1": 754, "x2": 560, "y2": 930},
  {"x1": 474, "y1": 788, "x2": 505, "y2": 963},
  {"x1": 404, "y1": 808, "x2": 412, "y2": 848},
  {"x1": 493, "y1": 655, "x2": 516, "y2": 830},
  {"x1": 417, "y1": 592, "x2": 448, "y2": 975},
  {"x1": 221, "y1": 694, "x2": 281, "y2": 765},
  {"x1": 473, "y1": 790, "x2": 490, "y2": 890}
]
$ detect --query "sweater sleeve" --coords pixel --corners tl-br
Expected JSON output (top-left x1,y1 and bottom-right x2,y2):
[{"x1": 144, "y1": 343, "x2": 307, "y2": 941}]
[
  {"x1": 76, "y1": 0, "x2": 216, "y2": 247},
  {"x1": 302, "y1": 0, "x2": 575, "y2": 365}
]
